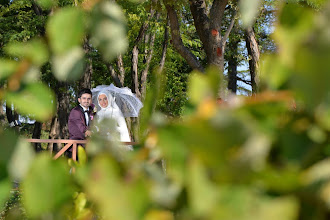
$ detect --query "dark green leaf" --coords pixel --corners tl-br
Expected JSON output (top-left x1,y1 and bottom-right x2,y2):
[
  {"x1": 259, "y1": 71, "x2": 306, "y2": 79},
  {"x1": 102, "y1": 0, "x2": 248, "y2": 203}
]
[{"x1": 4, "y1": 82, "x2": 56, "y2": 121}]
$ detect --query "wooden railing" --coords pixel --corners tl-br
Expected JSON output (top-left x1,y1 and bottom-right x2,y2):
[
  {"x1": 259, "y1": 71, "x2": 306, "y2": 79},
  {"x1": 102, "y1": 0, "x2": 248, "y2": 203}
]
[{"x1": 26, "y1": 139, "x2": 135, "y2": 161}]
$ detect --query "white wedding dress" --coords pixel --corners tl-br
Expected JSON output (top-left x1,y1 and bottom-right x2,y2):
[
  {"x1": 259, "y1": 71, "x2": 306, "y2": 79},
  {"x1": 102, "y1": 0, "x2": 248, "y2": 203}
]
[{"x1": 95, "y1": 91, "x2": 133, "y2": 150}]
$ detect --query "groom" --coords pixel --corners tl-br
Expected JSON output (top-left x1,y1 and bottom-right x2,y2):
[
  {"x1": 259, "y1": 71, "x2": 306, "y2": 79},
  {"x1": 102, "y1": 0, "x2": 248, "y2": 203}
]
[{"x1": 68, "y1": 88, "x2": 94, "y2": 140}]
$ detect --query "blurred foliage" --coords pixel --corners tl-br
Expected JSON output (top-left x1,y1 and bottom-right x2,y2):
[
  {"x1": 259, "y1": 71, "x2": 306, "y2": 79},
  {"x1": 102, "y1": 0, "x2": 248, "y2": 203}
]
[{"x1": 0, "y1": 1, "x2": 330, "y2": 220}]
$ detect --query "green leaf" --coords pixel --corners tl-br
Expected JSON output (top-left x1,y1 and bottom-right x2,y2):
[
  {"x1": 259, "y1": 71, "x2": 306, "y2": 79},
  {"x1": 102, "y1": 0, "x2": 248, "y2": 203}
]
[
  {"x1": 8, "y1": 138, "x2": 35, "y2": 181},
  {"x1": 139, "y1": 71, "x2": 165, "y2": 140},
  {"x1": 187, "y1": 157, "x2": 219, "y2": 217},
  {"x1": 187, "y1": 72, "x2": 213, "y2": 105},
  {"x1": 302, "y1": 158, "x2": 330, "y2": 186},
  {"x1": 0, "y1": 129, "x2": 19, "y2": 180},
  {"x1": 5, "y1": 39, "x2": 49, "y2": 66},
  {"x1": 52, "y1": 47, "x2": 85, "y2": 81},
  {"x1": 214, "y1": 186, "x2": 299, "y2": 220},
  {"x1": 0, "y1": 59, "x2": 18, "y2": 80},
  {"x1": 0, "y1": 179, "x2": 12, "y2": 208},
  {"x1": 47, "y1": 7, "x2": 85, "y2": 54},
  {"x1": 22, "y1": 153, "x2": 74, "y2": 218},
  {"x1": 4, "y1": 82, "x2": 56, "y2": 121},
  {"x1": 239, "y1": 0, "x2": 262, "y2": 27},
  {"x1": 90, "y1": 1, "x2": 128, "y2": 61},
  {"x1": 85, "y1": 156, "x2": 137, "y2": 220},
  {"x1": 77, "y1": 145, "x2": 87, "y2": 166},
  {"x1": 36, "y1": 0, "x2": 57, "y2": 9}
]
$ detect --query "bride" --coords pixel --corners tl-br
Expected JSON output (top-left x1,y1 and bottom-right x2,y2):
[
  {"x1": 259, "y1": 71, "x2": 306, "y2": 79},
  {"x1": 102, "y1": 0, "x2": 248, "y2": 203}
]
[{"x1": 94, "y1": 90, "x2": 132, "y2": 149}]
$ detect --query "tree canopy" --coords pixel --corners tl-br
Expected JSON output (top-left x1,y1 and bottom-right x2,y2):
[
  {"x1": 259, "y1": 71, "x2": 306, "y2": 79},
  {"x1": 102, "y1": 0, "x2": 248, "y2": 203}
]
[{"x1": 0, "y1": 0, "x2": 330, "y2": 219}]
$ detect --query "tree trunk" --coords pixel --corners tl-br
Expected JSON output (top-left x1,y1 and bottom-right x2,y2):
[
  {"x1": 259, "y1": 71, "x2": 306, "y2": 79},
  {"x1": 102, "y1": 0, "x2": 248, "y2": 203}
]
[
  {"x1": 141, "y1": 31, "x2": 156, "y2": 100},
  {"x1": 117, "y1": 54, "x2": 125, "y2": 85},
  {"x1": 245, "y1": 26, "x2": 260, "y2": 94},
  {"x1": 48, "y1": 116, "x2": 60, "y2": 152},
  {"x1": 159, "y1": 16, "x2": 169, "y2": 72},
  {"x1": 32, "y1": 121, "x2": 42, "y2": 152},
  {"x1": 56, "y1": 82, "x2": 70, "y2": 139},
  {"x1": 6, "y1": 105, "x2": 14, "y2": 124},
  {"x1": 227, "y1": 51, "x2": 238, "y2": 94},
  {"x1": 79, "y1": 38, "x2": 92, "y2": 89},
  {"x1": 0, "y1": 101, "x2": 6, "y2": 126},
  {"x1": 227, "y1": 26, "x2": 239, "y2": 94},
  {"x1": 131, "y1": 45, "x2": 141, "y2": 99},
  {"x1": 6, "y1": 104, "x2": 19, "y2": 133},
  {"x1": 166, "y1": 0, "x2": 236, "y2": 98}
]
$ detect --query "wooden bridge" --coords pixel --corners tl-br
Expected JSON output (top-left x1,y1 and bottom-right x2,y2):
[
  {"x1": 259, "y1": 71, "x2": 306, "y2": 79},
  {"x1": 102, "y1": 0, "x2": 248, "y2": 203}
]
[{"x1": 26, "y1": 139, "x2": 135, "y2": 161}]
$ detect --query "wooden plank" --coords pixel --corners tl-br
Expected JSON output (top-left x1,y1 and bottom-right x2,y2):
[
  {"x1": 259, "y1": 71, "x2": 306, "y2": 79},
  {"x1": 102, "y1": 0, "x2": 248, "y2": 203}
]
[
  {"x1": 72, "y1": 143, "x2": 77, "y2": 161},
  {"x1": 53, "y1": 143, "x2": 72, "y2": 160},
  {"x1": 26, "y1": 139, "x2": 87, "y2": 144}
]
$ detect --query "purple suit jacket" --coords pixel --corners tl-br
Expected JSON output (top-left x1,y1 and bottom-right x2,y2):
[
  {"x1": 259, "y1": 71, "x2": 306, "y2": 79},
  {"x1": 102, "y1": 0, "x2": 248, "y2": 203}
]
[{"x1": 68, "y1": 105, "x2": 88, "y2": 140}]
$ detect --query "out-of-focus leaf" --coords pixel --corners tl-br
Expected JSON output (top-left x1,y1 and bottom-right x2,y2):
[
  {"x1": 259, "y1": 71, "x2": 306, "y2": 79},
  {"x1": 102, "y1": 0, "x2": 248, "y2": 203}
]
[
  {"x1": 0, "y1": 179, "x2": 12, "y2": 208},
  {"x1": 239, "y1": 0, "x2": 262, "y2": 27},
  {"x1": 253, "y1": 196, "x2": 299, "y2": 220},
  {"x1": 5, "y1": 39, "x2": 49, "y2": 66},
  {"x1": 187, "y1": 72, "x2": 213, "y2": 105},
  {"x1": 90, "y1": 1, "x2": 128, "y2": 61},
  {"x1": 52, "y1": 47, "x2": 85, "y2": 81},
  {"x1": 22, "y1": 153, "x2": 74, "y2": 218},
  {"x1": 8, "y1": 138, "x2": 35, "y2": 181},
  {"x1": 4, "y1": 82, "x2": 56, "y2": 121},
  {"x1": 260, "y1": 55, "x2": 291, "y2": 90},
  {"x1": 315, "y1": 103, "x2": 330, "y2": 131},
  {"x1": 187, "y1": 157, "x2": 218, "y2": 217},
  {"x1": 0, "y1": 59, "x2": 18, "y2": 80},
  {"x1": 47, "y1": 7, "x2": 85, "y2": 54},
  {"x1": 139, "y1": 71, "x2": 165, "y2": 140},
  {"x1": 307, "y1": 125, "x2": 327, "y2": 143},
  {"x1": 143, "y1": 209, "x2": 174, "y2": 220},
  {"x1": 77, "y1": 146, "x2": 87, "y2": 166},
  {"x1": 73, "y1": 192, "x2": 90, "y2": 218},
  {"x1": 145, "y1": 163, "x2": 180, "y2": 207},
  {"x1": 36, "y1": 0, "x2": 57, "y2": 9},
  {"x1": 22, "y1": 66, "x2": 41, "y2": 83},
  {"x1": 157, "y1": 125, "x2": 188, "y2": 184},
  {"x1": 257, "y1": 165, "x2": 301, "y2": 193},
  {"x1": 205, "y1": 65, "x2": 221, "y2": 98},
  {"x1": 270, "y1": 3, "x2": 314, "y2": 72},
  {"x1": 320, "y1": 181, "x2": 330, "y2": 208},
  {"x1": 0, "y1": 129, "x2": 19, "y2": 180},
  {"x1": 85, "y1": 155, "x2": 136, "y2": 220},
  {"x1": 271, "y1": 3, "x2": 330, "y2": 108},
  {"x1": 235, "y1": 133, "x2": 271, "y2": 171},
  {"x1": 301, "y1": 158, "x2": 330, "y2": 185},
  {"x1": 126, "y1": 175, "x2": 150, "y2": 218},
  {"x1": 214, "y1": 186, "x2": 299, "y2": 220}
]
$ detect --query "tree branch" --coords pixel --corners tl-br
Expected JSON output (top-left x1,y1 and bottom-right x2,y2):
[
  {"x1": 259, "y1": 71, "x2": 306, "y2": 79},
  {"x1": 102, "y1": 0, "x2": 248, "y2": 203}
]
[
  {"x1": 236, "y1": 76, "x2": 252, "y2": 85},
  {"x1": 189, "y1": 0, "x2": 210, "y2": 46},
  {"x1": 165, "y1": 3, "x2": 204, "y2": 72},
  {"x1": 141, "y1": 31, "x2": 156, "y2": 100},
  {"x1": 221, "y1": 9, "x2": 237, "y2": 47},
  {"x1": 209, "y1": 0, "x2": 228, "y2": 30},
  {"x1": 159, "y1": 15, "x2": 169, "y2": 72},
  {"x1": 106, "y1": 63, "x2": 123, "y2": 88}
]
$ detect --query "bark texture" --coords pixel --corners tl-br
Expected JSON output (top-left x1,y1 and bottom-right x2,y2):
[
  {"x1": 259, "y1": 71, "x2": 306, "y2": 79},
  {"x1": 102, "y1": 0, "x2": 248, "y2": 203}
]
[
  {"x1": 245, "y1": 26, "x2": 260, "y2": 93},
  {"x1": 79, "y1": 38, "x2": 92, "y2": 89},
  {"x1": 159, "y1": 16, "x2": 169, "y2": 72},
  {"x1": 32, "y1": 121, "x2": 42, "y2": 152},
  {"x1": 165, "y1": 0, "x2": 236, "y2": 98}
]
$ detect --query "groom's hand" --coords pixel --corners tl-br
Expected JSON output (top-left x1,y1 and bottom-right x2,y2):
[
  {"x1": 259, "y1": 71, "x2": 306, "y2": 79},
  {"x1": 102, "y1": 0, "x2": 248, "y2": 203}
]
[{"x1": 85, "y1": 130, "x2": 92, "y2": 137}]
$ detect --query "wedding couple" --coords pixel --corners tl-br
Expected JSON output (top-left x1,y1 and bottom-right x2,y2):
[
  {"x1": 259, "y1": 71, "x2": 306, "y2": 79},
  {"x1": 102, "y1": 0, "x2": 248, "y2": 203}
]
[{"x1": 68, "y1": 86, "x2": 137, "y2": 148}]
